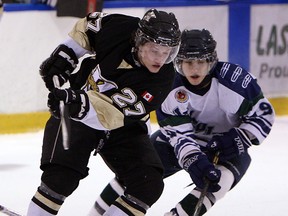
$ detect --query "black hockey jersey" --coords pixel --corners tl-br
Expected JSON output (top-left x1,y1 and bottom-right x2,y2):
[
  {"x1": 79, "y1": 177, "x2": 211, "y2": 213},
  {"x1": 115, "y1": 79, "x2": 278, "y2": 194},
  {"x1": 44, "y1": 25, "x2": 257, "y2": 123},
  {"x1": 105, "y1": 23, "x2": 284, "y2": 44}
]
[{"x1": 67, "y1": 12, "x2": 175, "y2": 130}]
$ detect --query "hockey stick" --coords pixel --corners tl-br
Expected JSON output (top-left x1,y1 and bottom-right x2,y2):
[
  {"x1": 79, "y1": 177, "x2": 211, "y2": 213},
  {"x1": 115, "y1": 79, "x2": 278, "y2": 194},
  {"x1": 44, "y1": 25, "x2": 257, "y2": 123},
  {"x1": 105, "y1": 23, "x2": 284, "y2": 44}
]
[
  {"x1": 0, "y1": 205, "x2": 22, "y2": 216},
  {"x1": 52, "y1": 76, "x2": 70, "y2": 150},
  {"x1": 193, "y1": 151, "x2": 220, "y2": 216}
]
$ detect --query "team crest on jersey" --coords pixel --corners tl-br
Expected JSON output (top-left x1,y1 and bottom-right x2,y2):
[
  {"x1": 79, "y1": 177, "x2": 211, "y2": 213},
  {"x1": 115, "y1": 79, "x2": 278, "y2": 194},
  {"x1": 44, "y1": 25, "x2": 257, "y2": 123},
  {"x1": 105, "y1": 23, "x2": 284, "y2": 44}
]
[
  {"x1": 142, "y1": 91, "x2": 154, "y2": 102},
  {"x1": 175, "y1": 89, "x2": 188, "y2": 103}
]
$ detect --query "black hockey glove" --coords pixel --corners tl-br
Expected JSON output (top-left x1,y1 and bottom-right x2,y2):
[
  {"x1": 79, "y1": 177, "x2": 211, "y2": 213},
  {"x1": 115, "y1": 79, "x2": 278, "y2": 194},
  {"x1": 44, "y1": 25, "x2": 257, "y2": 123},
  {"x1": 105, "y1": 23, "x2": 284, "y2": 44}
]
[
  {"x1": 40, "y1": 44, "x2": 78, "y2": 91},
  {"x1": 206, "y1": 128, "x2": 252, "y2": 161},
  {"x1": 48, "y1": 88, "x2": 89, "y2": 120},
  {"x1": 183, "y1": 152, "x2": 221, "y2": 192}
]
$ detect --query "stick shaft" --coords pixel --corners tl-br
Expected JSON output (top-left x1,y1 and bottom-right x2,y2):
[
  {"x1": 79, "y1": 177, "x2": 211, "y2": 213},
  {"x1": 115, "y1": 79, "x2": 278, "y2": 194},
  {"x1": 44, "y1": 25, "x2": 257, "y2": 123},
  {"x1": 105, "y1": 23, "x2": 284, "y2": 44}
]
[
  {"x1": 193, "y1": 181, "x2": 209, "y2": 216},
  {"x1": 52, "y1": 76, "x2": 70, "y2": 150},
  {"x1": 0, "y1": 205, "x2": 22, "y2": 216},
  {"x1": 193, "y1": 152, "x2": 220, "y2": 216}
]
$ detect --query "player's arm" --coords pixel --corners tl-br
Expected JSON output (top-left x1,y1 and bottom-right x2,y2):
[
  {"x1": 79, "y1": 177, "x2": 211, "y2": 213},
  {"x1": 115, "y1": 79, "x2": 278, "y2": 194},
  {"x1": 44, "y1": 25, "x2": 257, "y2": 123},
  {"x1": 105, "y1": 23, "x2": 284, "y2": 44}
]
[
  {"x1": 238, "y1": 95, "x2": 275, "y2": 144},
  {"x1": 156, "y1": 95, "x2": 204, "y2": 164},
  {"x1": 67, "y1": 12, "x2": 109, "y2": 53},
  {"x1": 157, "y1": 108, "x2": 199, "y2": 160},
  {"x1": 39, "y1": 12, "x2": 110, "y2": 90},
  {"x1": 207, "y1": 66, "x2": 275, "y2": 161},
  {"x1": 157, "y1": 106, "x2": 221, "y2": 191},
  {"x1": 68, "y1": 12, "x2": 139, "y2": 55},
  {"x1": 207, "y1": 96, "x2": 275, "y2": 161}
]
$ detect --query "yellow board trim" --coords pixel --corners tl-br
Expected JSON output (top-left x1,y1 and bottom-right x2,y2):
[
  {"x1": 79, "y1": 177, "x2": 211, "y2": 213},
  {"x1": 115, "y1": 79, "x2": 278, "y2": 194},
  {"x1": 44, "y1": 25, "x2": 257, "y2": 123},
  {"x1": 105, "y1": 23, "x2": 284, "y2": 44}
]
[
  {"x1": 0, "y1": 97, "x2": 286, "y2": 134},
  {"x1": 0, "y1": 112, "x2": 50, "y2": 134},
  {"x1": 268, "y1": 97, "x2": 288, "y2": 116}
]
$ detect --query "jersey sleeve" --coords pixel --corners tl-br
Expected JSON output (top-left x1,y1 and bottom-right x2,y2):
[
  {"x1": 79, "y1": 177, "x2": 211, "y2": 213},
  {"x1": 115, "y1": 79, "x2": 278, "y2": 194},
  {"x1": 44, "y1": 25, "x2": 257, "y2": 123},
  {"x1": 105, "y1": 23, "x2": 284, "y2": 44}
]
[
  {"x1": 68, "y1": 12, "x2": 109, "y2": 52},
  {"x1": 238, "y1": 96, "x2": 275, "y2": 144},
  {"x1": 68, "y1": 12, "x2": 139, "y2": 55},
  {"x1": 216, "y1": 62, "x2": 275, "y2": 144},
  {"x1": 157, "y1": 93, "x2": 202, "y2": 168}
]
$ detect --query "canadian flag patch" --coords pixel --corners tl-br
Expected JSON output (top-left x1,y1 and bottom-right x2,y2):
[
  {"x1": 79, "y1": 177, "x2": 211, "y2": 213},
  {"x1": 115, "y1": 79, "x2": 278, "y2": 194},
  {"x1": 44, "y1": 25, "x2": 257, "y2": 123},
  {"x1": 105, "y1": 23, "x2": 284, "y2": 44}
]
[{"x1": 142, "y1": 91, "x2": 154, "y2": 102}]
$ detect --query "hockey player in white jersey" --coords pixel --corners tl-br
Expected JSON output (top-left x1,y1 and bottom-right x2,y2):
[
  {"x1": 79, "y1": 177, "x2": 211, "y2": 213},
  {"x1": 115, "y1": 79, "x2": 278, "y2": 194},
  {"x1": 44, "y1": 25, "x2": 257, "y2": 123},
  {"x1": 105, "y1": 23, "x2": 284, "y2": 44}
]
[
  {"x1": 88, "y1": 29, "x2": 275, "y2": 216},
  {"x1": 151, "y1": 29, "x2": 275, "y2": 215}
]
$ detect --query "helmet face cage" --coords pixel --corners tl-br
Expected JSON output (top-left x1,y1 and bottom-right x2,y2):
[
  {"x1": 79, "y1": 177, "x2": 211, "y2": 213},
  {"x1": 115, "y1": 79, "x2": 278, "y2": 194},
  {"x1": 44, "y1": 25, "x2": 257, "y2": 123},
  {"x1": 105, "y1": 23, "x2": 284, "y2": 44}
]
[
  {"x1": 175, "y1": 29, "x2": 218, "y2": 75},
  {"x1": 134, "y1": 9, "x2": 181, "y2": 64}
]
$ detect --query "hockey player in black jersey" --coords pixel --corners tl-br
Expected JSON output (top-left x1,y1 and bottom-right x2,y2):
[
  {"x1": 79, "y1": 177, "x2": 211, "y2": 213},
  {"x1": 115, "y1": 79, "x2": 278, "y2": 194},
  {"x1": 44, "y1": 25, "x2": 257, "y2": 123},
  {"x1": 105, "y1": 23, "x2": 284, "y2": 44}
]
[
  {"x1": 26, "y1": 9, "x2": 181, "y2": 216},
  {"x1": 90, "y1": 29, "x2": 275, "y2": 216}
]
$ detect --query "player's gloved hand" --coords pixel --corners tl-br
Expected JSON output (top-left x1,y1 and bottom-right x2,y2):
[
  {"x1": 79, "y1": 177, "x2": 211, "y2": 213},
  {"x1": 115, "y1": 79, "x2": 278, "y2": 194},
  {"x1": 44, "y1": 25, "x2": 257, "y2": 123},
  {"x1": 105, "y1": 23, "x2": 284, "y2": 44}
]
[
  {"x1": 48, "y1": 88, "x2": 89, "y2": 120},
  {"x1": 40, "y1": 44, "x2": 78, "y2": 91},
  {"x1": 206, "y1": 128, "x2": 252, "y2": 161},
  {"x1": 183, "y1": 152, "x2": 221, "y2": 192}
]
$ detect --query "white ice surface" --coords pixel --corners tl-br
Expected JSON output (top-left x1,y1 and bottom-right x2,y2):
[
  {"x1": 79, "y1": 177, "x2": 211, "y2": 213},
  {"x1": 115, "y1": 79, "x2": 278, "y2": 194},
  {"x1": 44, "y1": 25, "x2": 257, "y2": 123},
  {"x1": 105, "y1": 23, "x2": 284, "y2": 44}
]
[{"x1": 0, "y1": 117, "x2": 288, "y2": 216}]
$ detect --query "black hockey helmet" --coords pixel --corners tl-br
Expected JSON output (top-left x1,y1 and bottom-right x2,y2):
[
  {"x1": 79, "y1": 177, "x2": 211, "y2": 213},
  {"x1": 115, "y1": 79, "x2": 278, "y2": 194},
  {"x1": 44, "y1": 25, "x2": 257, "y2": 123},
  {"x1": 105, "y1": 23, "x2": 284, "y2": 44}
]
[
  {"x1": 134, "y1": 9, "x2": 181, "y2": 64},
  {"x1": 138, "y1": 8, "x2": 181, "y2": 47},
  {"x1": 175, "y1": 29, "x2": 218, "y2": 75},
  {"x1": 177, "y1": 29, "x2": 217, "y2": 61}
]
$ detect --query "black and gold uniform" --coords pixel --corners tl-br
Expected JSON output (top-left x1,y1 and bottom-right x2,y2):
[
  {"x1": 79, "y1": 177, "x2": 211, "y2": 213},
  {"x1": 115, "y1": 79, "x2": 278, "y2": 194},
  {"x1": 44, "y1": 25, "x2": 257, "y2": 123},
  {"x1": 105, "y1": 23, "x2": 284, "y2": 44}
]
[{"x1": 27, "y1": 9, "x2": 181, "y2": 216}]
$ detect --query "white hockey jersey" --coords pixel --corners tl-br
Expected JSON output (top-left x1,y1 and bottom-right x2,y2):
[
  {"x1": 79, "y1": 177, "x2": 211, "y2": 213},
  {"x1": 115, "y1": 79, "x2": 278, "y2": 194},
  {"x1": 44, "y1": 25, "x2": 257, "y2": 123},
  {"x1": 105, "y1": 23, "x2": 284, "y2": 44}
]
[{"x1": 157, "y1": 62, "x2": 275, "y2": 167}]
